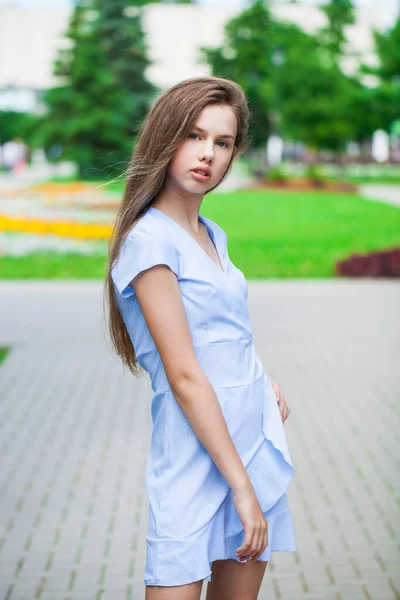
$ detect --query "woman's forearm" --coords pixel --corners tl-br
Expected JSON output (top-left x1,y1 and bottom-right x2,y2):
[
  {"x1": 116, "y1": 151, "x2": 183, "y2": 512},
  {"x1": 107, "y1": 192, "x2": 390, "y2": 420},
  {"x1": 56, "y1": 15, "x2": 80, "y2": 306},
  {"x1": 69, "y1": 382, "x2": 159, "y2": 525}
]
[{"x1": 170, "y1": 368, "x2": 252, "y2": 495}]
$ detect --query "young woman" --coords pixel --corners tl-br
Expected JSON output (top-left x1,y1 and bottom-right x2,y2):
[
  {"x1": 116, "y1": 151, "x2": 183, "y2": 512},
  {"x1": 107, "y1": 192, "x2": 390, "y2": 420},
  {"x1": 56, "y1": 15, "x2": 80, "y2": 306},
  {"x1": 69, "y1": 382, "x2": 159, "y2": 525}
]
[{"x1": 106, "y1": 76, "x2": 295, "y2": 600}]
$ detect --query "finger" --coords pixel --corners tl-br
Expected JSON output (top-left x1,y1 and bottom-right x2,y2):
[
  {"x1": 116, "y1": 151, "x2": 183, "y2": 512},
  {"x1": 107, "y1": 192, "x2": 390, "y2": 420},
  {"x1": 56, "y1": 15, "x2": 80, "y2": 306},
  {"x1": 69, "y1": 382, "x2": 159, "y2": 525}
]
[
  {"x1": 250, "y1": 528, "x2": 264, "y2": 561},
  {"x1": 253, "y1": 520, "x2": 269, "y2": 561},
  {"x1": 272, "y1": 383, "x2": 280, "y2": 401},
  {"x1": 279, "y1": 396, "x2": 288, "y2": 419},
  {"x1": 254, "y1": 527, "x2": 267, "y2": 558},
  {"x1": 236, "y1": 526, "x2": 254, "y2": 557},
  {"x1": 241, "y1": 527, "x2": 260, "y2": 561},
  {"x1": 252, "y1": 524, "x2": 266, "y2": 559},
  {"x1": 251, "y1": 527, "x2": 262, "y2": 558},
  {"x1": 242, "y1": 524, "x2": 261, "y2": 559}
]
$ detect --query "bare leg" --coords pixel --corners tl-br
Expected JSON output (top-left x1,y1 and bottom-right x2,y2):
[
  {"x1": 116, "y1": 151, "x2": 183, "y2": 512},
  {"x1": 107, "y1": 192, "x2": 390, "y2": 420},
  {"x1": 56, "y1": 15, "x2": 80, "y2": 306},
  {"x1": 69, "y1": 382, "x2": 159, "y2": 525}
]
[
  {"x1": 145, "y1": 580, "x2": 203, "y2": 600},
  {"x1": 205, "y1": 558, "x2": 268, "y2": 600}
]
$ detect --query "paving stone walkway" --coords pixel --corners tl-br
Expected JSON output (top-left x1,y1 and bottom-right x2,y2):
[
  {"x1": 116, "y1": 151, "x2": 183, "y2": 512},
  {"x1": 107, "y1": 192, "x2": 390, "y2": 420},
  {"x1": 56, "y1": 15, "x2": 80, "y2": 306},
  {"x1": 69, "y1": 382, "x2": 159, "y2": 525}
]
[
  {"x1": 0, "y1": 280, "x2": 399, "y2": 600},
  {"x1": 360, "y1": 185, "x2": 400, "y2": 208}
]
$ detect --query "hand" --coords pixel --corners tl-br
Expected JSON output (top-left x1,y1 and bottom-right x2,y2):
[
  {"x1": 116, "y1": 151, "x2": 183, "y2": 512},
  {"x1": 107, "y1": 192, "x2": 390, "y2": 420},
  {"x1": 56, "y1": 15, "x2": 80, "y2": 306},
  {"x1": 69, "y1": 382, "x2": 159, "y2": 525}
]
[
  {"x1": 272, "y1": 382, "x2": 291, "y2": 424},
  {"x1": 233, "y1": 483, "x2": 268, "y2": 562}
]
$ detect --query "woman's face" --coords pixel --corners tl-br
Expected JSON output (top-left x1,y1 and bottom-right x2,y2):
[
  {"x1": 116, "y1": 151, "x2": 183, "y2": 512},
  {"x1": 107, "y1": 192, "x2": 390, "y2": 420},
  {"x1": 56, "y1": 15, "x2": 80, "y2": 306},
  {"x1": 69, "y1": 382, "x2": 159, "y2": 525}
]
[{"x1": 166, "y1": 104, "x2": 238, "y2": 196}]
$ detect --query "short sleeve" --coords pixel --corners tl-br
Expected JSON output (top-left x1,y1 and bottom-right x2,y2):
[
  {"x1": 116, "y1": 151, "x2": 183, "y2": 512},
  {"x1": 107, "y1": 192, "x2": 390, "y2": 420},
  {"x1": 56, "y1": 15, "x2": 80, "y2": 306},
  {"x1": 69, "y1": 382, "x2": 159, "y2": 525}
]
[{"x1": 111, "y1": 231, "x2": 180, "y2": 299}]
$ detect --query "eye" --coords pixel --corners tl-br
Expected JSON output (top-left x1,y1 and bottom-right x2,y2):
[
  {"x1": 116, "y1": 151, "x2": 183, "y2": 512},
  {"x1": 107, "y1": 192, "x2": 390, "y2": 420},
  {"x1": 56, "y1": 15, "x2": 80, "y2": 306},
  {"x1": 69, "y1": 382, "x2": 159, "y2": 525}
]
[
  {"x1": 188, "y1": 132, "x2": 200, "y2": 140},
  {"x1": 217, "y1": 140, "x2": 229, "y2": 148}
]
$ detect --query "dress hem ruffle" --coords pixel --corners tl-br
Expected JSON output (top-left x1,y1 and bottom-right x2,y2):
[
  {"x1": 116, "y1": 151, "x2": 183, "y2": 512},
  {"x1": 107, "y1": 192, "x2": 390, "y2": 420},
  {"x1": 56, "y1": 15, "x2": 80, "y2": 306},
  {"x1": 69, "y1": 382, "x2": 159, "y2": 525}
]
[
  {"x1": 144, "y1": 492, "x2": 296, "y2": 587},
  {"x1": 144, "y1": 372, "x2": 296, "y2": 587}
]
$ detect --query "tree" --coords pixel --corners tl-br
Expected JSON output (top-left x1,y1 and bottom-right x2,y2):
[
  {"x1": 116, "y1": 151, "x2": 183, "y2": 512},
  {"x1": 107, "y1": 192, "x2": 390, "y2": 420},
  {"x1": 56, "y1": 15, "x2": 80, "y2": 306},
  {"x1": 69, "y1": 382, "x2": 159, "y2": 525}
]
[
  {"x1": 201, "y1": 0, "x2": 361, "y2": 152},
  {"x1": 368, "y1": 18, "x2": 400, "y2": 131},
  {"x1": 201, "y1": 1, "x2": 278, "y2": 148},
  {"x1": 278, "y1": 36, "x2": 357, "y2": 152},
  {"x1": 129, "y1": 0, "x2": 195, "y2": 3},
  {"x1": 320, "y1": 0, "x2": 355, "y2": 58},
  {"x1": 95, "y1": 0, "x2": 157, "y2": 144},
  {"x1": 36, "y1": 0, "x2": 157, "y2": 178},
  {"x1": 373, "y1": 17, "x2": 400, "y2": 85},
  {"x1": 0, "y1": 111, "x2": 39, "y2": 146}
]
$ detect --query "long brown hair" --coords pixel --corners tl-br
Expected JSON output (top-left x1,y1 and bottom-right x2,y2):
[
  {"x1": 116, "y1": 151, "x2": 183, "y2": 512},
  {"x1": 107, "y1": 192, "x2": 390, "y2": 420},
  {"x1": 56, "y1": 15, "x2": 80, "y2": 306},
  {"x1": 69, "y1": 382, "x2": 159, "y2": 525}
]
[{"x1": 104, "y1": 76, "x2": 251, "y2": 375}]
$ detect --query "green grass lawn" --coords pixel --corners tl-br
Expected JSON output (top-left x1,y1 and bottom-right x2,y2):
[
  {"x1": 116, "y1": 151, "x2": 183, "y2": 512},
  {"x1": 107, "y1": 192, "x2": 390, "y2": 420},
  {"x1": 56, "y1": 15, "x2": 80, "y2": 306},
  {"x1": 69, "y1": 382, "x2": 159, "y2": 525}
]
[
  {"x1": 48, "y1": 175, "x2": 125, "y2": 194},
  {"x1": 340, "y1": 174, "x2": 400, "y2": 184},
  {"x1": 1, "y1": 189, "x2": 399, "y2": 279},
  {"x1": 202, "y1": 190, "x2": 400, "y2": 277}
]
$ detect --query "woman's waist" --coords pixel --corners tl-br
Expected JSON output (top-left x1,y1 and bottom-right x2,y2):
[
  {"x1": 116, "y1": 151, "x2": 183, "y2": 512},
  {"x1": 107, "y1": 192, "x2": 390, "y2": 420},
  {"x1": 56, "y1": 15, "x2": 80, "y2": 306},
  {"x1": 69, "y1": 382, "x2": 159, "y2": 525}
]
[{"x1": 139, "y1": 337, "x2": 265, "y2": 393}]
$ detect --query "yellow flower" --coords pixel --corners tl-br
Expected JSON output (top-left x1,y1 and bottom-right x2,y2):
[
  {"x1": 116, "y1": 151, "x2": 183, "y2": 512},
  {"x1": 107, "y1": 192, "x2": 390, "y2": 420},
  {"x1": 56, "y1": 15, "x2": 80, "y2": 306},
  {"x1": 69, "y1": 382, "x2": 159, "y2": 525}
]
[{"x1": 0, "y1": 214, "x2": 112, "y2": 241}]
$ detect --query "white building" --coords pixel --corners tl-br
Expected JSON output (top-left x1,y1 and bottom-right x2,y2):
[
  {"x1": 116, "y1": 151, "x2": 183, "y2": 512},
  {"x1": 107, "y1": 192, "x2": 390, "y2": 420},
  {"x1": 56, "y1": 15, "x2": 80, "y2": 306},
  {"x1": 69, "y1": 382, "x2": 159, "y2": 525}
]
[{"x1": 0, "y1": 1, "x2": 396, "y2": 114}]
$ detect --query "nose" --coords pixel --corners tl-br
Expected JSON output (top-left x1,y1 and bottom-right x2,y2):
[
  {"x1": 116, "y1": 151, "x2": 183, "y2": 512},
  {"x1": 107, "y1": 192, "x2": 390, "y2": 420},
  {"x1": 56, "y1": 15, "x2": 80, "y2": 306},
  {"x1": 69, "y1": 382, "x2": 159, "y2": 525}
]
[{"x1": 199, "y1": 140, "x2": 214, "y2": 163}]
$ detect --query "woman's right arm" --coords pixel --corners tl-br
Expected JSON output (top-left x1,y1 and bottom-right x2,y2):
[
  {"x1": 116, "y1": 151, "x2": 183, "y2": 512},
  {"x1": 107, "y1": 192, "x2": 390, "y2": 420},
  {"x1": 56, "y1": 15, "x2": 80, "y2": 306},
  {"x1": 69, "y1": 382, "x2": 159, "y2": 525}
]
[{"x1": 132, "y1": 264, "x2": 268, "y2": 562}]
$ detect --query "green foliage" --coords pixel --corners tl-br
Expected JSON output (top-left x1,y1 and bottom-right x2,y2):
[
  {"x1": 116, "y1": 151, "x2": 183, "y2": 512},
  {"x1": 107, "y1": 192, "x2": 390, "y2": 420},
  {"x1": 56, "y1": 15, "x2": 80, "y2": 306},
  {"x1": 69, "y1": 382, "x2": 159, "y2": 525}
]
[
  {"x1": 0, "y1": 111, "x2": 40, "y2": 145},
  {"x1": 125, "y1": 0, "x2": 195, "y2": 3},
  {"x1": 373, "y1": 18, "x2": 400, "y2": 84},
  {"x1": 35, "y1": 0, "x2": 157, "y2": 178},
  {"x1": 272, "y1": 25, "x2": 359, "y2": 151},
  {"x1": 320, "y1": 0, "x2": 355, "y2": 57},
  {"x1": 201, "y1": 0, "x2": 364, "y2": 152},
  {"x1": 360, "y1": 18, "x2": 400, "y2": 132},
  {"x1": 305, "y1": 164, "x2": 327, "y2": 185},
  {"x1": 343, "y1": 82, "x2": 384, "y2": 142},
  {"x1": 265, "y1": 165, "x2": 288, "y2": 183},
  {"x1": 200, "y1": 0, "x2": 274, "y2": 147}
]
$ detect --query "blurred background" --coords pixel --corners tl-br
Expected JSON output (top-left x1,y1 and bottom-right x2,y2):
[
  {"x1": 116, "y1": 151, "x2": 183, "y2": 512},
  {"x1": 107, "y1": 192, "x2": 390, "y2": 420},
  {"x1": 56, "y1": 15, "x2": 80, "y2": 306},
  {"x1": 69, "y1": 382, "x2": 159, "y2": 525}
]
[
  {"x1": 0, "y1": 2, "x2": 399, "y2": 600},
  {"x1": 0, "y1": 0, "x2": 399, "y2": 278}
]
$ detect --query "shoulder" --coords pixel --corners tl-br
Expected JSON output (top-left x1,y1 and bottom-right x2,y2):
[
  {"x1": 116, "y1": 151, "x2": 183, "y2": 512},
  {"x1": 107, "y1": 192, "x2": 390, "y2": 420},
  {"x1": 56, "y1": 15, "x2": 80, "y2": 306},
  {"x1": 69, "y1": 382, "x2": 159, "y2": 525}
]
[
  {"x1": 119, "y1": 207, "x2": 182, "y2": 260},
  {"x1": 111, "y1": 208, "x2": 181, "y2": 299},
  {"x1": 125, "y1": 206, "x2": 173, "y2": 245}
]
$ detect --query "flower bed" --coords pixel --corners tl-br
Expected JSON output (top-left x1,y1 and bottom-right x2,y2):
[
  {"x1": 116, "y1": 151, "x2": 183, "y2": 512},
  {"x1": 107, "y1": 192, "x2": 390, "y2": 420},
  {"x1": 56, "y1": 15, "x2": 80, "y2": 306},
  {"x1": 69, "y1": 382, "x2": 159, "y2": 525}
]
[
  {"x1": 0, "y1": 214, "x2": 112, "y2": 241},
  {"x1": 336, "y1": 246, "x2": 400, "y2": 277},
  {"x1": 250, "y1": 177, "x2": 358, "y2": 193}
]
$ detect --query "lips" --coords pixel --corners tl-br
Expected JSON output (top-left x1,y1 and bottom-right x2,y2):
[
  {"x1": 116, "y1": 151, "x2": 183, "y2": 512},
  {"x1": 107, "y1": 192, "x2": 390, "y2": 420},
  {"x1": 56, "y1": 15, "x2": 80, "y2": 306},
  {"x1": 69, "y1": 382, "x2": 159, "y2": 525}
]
[{"x1": 191, "y1": 167, "x2": 211, "y2": 177}]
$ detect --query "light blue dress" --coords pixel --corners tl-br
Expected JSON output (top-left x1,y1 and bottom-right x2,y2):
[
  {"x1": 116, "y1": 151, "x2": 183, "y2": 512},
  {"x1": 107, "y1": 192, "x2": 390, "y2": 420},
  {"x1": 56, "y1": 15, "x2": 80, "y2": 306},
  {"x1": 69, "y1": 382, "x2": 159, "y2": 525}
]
[{"x1": 111, "y1": 205, "x2": 296, "y2": 587}]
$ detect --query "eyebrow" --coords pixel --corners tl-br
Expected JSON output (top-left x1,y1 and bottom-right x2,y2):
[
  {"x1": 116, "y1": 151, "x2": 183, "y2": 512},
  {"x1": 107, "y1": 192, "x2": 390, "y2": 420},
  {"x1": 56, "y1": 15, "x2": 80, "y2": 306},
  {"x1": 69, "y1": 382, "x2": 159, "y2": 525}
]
[{"x1": 192, "y1": 126, "x2": 235, "y2": 140}]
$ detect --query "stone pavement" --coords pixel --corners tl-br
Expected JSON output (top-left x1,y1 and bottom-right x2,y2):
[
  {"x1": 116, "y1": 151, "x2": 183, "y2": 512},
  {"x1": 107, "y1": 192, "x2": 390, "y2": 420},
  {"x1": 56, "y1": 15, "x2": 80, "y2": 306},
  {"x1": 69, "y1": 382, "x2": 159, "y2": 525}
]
[
  {"x1": 0, "y1": 280, "x2": 399, "y2": 600},
  {"x1": 360, "y1": 185, "x2": 400, "y2": 208}
]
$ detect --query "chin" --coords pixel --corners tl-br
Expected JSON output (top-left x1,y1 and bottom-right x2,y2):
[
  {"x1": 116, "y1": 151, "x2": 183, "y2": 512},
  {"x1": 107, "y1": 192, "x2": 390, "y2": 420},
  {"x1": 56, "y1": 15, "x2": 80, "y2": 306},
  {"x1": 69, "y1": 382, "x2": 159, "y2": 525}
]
[{"x1": 180, "y1": 182, "x2": 214, "y2": 195}]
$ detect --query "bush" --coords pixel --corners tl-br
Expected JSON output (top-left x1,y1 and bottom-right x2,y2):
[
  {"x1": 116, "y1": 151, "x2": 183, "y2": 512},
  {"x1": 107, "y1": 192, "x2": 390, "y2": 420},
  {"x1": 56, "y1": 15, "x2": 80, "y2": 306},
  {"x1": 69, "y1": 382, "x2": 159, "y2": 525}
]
[
  {"x1": 305, "y1": 163, "x2": 328, "y2": 187},
  {"x1": 0, "y1": 110, "x2": 40, "y2": 146},
  {"x1": 336, "y1": 246, "x2": 400, "y2": 277},
  {"x1": 306, "y1": 164, "x2": 328, "y2": 186},
  {"x1": 265, "y1": 165, "x2": 288, "y2": 183}
]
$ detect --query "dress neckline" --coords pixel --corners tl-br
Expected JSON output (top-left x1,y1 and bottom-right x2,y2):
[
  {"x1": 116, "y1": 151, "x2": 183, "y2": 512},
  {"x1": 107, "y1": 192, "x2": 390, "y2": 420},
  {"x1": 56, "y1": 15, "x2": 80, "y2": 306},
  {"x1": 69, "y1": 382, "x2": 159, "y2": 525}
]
[{"x1": 148, "y1": 206, "x2": 226, "y2": 275}]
